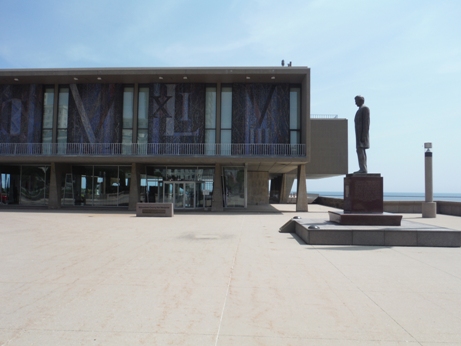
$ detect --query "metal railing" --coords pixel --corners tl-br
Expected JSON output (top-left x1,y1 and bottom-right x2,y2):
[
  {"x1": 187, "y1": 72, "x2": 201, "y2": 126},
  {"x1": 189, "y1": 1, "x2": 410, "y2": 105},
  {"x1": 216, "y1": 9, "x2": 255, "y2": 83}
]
[
  {"x1": 311, "y1": 114, "x2": 338, "y2": 119},
  {"x1": 0, "y1": 143, "x2": 306, "y2": 157}
]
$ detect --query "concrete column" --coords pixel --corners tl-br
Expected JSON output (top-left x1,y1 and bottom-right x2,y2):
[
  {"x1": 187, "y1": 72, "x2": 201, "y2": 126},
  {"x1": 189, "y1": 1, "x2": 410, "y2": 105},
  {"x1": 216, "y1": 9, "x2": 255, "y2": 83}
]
[
  {"x1": 48, "y1": 162, "x2": 62, "y2": 209},
  {"x1": 211, "y1": 163, "x2": 224, "y2": 212},
  {"x1": 422, "y1": 145, "x2": 436, "y2": 218},
  {"x1": 296, "y1": 165, "x2": 308, "y2": 212},
  {"x1": 280, "y1": 173, "x2": 295, "y2": 204},
  {"x1": 128, "y1": 163, "x2": 142, "y2": 211}
]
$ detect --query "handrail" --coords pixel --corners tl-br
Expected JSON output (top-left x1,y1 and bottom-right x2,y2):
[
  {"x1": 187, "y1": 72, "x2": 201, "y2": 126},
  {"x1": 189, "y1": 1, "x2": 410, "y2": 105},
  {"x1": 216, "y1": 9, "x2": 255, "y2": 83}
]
[
  {"x1": 311, "y1": 114, "x2": 338, "y2": 119},
  {"x1": 0, "y1": 143, "x2": 306, "y2": 157}
]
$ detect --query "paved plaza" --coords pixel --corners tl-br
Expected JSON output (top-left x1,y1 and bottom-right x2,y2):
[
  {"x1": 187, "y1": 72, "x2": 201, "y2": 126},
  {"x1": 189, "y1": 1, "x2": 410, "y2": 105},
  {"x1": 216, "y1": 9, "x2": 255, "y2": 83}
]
[{"x1": 1, "y1": 205, "x2": 461, "y2": 345}]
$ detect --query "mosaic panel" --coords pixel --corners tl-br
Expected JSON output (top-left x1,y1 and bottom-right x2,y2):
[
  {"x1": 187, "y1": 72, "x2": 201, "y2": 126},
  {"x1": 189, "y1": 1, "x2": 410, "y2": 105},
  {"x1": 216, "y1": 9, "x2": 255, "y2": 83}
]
[
  {"x1": 232, "y1": 84, "x2": 290, "y2": 144},
  {"x1": 0, "y1": 84, "x2": 43, "y2": 143},
  {"x1": 67, "y1": 84, "x2": 123, "y2": 143},
  {"x1": 148, "y1": 83, "x2": 205, "y2": 144}
]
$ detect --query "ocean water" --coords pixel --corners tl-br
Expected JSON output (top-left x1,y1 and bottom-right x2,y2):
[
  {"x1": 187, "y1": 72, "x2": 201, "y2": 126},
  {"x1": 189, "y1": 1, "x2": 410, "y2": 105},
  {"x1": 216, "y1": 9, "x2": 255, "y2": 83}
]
[{"x1": 309, "y1": 191, "x2": 461, "y2": 202}]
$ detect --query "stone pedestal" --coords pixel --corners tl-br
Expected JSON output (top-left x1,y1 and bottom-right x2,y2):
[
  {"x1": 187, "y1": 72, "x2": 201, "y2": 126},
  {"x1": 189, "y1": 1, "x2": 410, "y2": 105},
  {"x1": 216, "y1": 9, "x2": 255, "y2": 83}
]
[
  {"x1": 329, "y1": 173, "x2": 402, "y2": 226},
  {"x1": 344, "y1": 173, "x2": 383, "y2": 213}
]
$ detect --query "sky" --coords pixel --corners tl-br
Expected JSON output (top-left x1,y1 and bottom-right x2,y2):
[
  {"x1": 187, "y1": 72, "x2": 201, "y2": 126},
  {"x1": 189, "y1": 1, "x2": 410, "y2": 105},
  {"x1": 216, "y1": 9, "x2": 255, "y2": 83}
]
[{"x1": 1, "y1": 0, "x2": 460, "y2": 194}]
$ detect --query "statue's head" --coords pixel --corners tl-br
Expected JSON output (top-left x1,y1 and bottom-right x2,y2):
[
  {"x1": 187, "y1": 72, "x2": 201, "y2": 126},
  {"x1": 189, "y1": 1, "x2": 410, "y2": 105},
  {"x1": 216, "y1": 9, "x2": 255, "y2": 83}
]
[{"x1": 355, "y1": 95, "x2": 365, "y2": 106}]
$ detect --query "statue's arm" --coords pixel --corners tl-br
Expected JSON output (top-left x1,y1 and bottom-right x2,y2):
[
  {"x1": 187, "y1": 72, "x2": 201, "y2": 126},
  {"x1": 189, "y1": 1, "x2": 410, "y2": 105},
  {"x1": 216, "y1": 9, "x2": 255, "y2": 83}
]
[{"x1": 362, "y1": 107, "x2": 370, "y2": 139}]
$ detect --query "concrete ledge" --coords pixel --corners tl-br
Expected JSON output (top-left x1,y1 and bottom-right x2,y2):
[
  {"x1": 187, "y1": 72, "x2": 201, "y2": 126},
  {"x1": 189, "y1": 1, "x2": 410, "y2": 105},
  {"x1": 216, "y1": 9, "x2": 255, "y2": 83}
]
[
  {"x1": 329, "y1": 211, "x2": 402, "y2": 226},
  {"x1": 136, "y1": 203, "x2": 174, "y2": 217},
  {"x1": 438, "y1": 201, "x2": 461, "y2": 216},
  {"x1": 316, "y1": 198, "x2": 461, "y2": 217},
  {"x1": 283, "y1": 219, "x2": 461, "y2": 247}
]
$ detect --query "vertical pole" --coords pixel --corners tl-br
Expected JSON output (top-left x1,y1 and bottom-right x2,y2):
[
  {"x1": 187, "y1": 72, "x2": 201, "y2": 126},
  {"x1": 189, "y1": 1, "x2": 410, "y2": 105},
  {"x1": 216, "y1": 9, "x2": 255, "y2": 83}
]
[{"x1": 422, "y1": 143, "x2": 436, "y2": 218}]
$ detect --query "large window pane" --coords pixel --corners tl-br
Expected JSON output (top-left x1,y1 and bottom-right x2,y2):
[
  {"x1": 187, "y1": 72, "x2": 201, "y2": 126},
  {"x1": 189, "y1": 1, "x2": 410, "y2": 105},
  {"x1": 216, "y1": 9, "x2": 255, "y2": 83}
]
[
  {"x1": 205, "y1": 86, "x2": 216, "y2": 128},
  {"x1": 57, "y1": 87, "x2": 69, "y2": 148},
  {"x1": 123, "y1": 86, "x2": 134, "y2": 128},
  {"x1": 122, "y1": 129, "x2": 132, "y2": 154},
  {"x1": 138, "y1": 87, "x2": 149, "y2": 129},
  {"x1": 58, "y1": 88, "x2": 69, "y2": 128},
  {"x1": 290, "y1": 131, "x2": 300, "y2": 145},
  {"x1": 42, "y1": 130, "x2": 52, "y2": 144},
  {"x1": 205, "y1": 130, "x2": 216, "y2": 155},
  {"x1": 118, "y1": 166, "x2": 131, "y2": 206},
  {"x1": 43, "y1": 88, "x2": 54, "y2": 130},
  {"x1": 20, "y1": 166, "x2": 50, "y2": 206},
  {"x1": 42, "y1": 87, "x2": 54, "y2": 153},
  {"x1": 221, "y1": 130, "x2": 231, "y2": 155},
  {"x1": 290, "y1": 87, "x2": 301, "y2": 130},
  {"x1": 221, "y1": 86, "x2": 232, "y2": 129},
  {"x1": 1, "y1": 166, "x2": 21, "y2": 205},
  {"x1": 221, "y1": 129, "x2": 231, "y2": 144},
  {"x1": 223, "y1": 167, "x2": 244, "y2": 207}
]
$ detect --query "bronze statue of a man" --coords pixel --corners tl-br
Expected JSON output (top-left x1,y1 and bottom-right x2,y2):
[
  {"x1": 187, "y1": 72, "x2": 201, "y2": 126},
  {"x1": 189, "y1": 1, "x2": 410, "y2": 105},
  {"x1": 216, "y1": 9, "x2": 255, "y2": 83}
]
[{"x1": 354, "y1": 95, "x2": 370, "y2": 174}]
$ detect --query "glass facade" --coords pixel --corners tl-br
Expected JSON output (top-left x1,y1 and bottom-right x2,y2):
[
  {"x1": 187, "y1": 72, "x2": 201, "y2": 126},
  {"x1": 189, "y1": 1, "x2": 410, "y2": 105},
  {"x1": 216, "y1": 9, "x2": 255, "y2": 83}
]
[
  {"x1": 0, "y1": 166, "x2": 50, "y2": 206},
  {"x1": 62, "y1": 165, "x2": 131, "y2": 207},
  {"x1": 223, "y1": 167, "x2": 245, "y2": 207},
  {"x1": 142, "y1": 166, "x2": 214, "y2": 209},
  {"x1": 137, "y1": 86, "x2": 149, "y2": 153},
  {"x1": 0, "y1": 166, "x2": 20, "y2": 205},
  {"x1": 221, "y1": 85, "x2": 232, "y2": 155},
  {"x1": 122, "y1": 86, "x2": 134, "y2": 154},
  {"x1": 57, "y1": 87, "x2": 69, "y2": 153},
  {"x1": 290, "y1": 87, "x2": 301, "y2": 145},
  {"x1": 205, "y1": 85, "x2": 216, "y2": 155},
  {"x1": 42, "y1": 87, "x2": 54, "y2": 153}
]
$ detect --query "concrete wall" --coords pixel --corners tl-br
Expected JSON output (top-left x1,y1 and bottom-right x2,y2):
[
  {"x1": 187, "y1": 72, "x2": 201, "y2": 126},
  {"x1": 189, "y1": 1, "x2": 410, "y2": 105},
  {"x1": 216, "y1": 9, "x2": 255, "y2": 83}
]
[
  {"x1": 438, "y1": 202, "x2": 461, "y2": 217},
  {"x1": 306, "y1": 119, "x2": 348, "y2": 178},
  {"x1": 315, "y1": 197, "x2": 461, "y2": 217},
  {"x1": 247, "y1": 171, "x2": 269, "y2": 205},
  {"x1": 316, "y1": 197, "x2": 344, "y2": 209}
]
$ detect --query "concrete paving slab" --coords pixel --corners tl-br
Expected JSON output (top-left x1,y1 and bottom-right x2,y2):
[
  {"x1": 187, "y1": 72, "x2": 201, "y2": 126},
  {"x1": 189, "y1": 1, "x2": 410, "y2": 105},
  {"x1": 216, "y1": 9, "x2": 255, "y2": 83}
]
[{"x1": 1, "y1": 205, "x2": 461, "y2": 345}]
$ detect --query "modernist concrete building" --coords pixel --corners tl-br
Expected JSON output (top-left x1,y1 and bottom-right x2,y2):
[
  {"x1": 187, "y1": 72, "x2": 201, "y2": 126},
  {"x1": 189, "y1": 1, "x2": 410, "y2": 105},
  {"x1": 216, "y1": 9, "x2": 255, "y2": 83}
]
[{"x1": 0, "y1": 67, "x2": 347, "y2": 211}]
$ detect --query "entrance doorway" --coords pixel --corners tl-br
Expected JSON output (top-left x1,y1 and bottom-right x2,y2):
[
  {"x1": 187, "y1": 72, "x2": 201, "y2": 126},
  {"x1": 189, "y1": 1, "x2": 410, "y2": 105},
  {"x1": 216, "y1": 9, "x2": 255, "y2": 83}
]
[{"x1": 164, "y1": 182, "x2": 195, "y2": 209}]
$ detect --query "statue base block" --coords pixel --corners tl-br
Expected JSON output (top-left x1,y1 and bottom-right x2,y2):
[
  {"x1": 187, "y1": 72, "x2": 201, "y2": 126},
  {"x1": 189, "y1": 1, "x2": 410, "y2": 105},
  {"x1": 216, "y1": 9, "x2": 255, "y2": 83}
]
[
  {"x1": 344, "y1": 173, "x2": 383, "y2": 213},
  {"x1": 334, "y1": 173, "x2": 402, "y2": 226},
  {"x1": 329, "y1": 211, "x2": 402, "y2": 226}
]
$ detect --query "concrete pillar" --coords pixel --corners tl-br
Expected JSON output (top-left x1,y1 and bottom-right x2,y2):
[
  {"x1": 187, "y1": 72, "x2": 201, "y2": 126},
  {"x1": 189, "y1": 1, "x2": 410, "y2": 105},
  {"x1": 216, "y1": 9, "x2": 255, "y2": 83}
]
[
  {"x1": 48, "y1": 162, "x2": 62, "y2": 209},
  {"x1": 280, "y1": 173, "x2": 295, "y2": 204},
  {"x1": 128, "y1": 163, "x2": 142, "y2": 211},
  {"x1": 211, "y1": 163, "x2": 224, "y2": 212},
  {"x1": 296, "y1": 165, "x2": 308, "y2": 212},
  {"x1": 422, "y1": 144, "x2": 436, "y2": 218}
]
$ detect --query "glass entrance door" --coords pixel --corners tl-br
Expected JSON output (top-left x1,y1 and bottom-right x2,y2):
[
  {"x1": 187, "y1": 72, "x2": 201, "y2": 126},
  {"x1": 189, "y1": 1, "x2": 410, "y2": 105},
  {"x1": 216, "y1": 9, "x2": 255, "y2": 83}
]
[
  {"x1": 163, "y1": 182, "x2": 195, "y2": 209},
  {"x1": 174, "y1": 183, "x2": 184, "y2": 208}
]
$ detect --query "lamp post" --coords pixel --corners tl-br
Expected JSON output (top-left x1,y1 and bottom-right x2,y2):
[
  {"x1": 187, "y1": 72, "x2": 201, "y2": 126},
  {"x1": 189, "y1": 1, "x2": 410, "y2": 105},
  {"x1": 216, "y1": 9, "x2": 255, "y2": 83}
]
[{"x1": 422, "y1": 142, "x2": 436, "y2": 218}]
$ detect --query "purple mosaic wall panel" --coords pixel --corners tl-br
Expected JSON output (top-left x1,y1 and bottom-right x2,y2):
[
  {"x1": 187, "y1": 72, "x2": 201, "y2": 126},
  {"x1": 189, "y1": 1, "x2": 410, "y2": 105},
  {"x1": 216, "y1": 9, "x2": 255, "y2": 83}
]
[
  {"x1": 232, "y1": 84, "x2": 290, "y2": 144},
  {"x1": 0, "y1": 84, "x2": 43, "y2": 143},
  {"x1": 148, "y1": 83, "x2": 205, "y2": 144},
  {"x1": 67, "y1": 84, "x2": 123, "y2": 143}
]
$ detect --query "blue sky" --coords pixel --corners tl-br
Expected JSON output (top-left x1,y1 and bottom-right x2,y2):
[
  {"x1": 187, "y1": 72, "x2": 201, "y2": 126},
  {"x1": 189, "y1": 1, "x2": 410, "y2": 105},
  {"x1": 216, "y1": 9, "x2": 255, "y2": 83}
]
[{"x1": 1, "y1": 0, "x2": 460, "y2": 193}]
